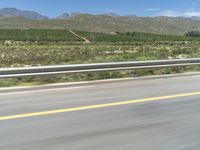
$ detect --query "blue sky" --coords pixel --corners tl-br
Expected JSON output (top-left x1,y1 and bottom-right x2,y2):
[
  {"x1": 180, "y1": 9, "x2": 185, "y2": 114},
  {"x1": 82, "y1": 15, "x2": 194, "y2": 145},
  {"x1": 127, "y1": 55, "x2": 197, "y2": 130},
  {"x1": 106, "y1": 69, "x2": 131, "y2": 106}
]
[{"x1": 1, "y1": 0, "x2": 200, "y2": 18}]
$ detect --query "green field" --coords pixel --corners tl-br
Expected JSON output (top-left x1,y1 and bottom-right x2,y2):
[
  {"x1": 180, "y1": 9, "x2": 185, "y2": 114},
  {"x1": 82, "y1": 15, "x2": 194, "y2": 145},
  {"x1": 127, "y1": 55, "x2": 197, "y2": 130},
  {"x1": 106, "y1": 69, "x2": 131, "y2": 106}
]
[
  {"x1": 0, "y1": 29, "x2": 200, "y2": 87},
  {"x1": 0, "y1": 29, "x2": 198, "y2": 42},
  {"x1": 0, "y1": 29, "x2": 83, "y2": 42},
  {"x1": 76, "y1": 30, "x2": 195, "y2": 42}
]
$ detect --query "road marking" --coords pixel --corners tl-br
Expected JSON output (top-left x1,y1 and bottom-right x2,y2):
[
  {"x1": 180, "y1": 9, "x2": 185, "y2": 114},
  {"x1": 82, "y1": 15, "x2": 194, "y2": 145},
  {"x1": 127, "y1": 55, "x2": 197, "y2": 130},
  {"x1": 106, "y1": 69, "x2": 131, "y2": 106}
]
[
  {"x1": 0, "y1": 86, "x2": 91, "y2": 96},
  {"x1": 0, "y1": 91, "x2": 200, "y2": 121},
  {"x1": 0, "y1": 72, "x2": 200, "y2": 96}
]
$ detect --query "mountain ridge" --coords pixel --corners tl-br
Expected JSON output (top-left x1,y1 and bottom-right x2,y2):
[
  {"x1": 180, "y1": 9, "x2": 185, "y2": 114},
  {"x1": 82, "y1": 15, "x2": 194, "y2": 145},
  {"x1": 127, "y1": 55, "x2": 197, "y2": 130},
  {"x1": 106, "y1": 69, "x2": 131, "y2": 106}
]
[
  {"x1": 1, "y1": 8, "x2": 200, "y2": 35},
  {"x1": 0, "y1": 8, "x2": 49, "y2": 20}
]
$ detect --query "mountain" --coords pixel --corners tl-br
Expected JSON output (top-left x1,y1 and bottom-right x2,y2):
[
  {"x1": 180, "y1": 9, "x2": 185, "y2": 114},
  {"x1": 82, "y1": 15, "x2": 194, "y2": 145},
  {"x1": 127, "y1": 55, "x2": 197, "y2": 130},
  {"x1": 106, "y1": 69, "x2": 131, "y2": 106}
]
[
  {"x1": 56, "y1": 12, "x2": 120, "y2": 19},
  {"x1": 190, "y1": 16, "x2": 200, "y2": 21},
  {"x1": 0, "y1": 8, "x2": 49, "y2": 20},
  {"x1": 1, "y1": 9, "x2": 200, "y2": 35},
  {"x1": 56, "y1": 13, "x2": 70, "y2": 19},
  {"x1": 55, "y1": 12, "x2": 83, "y2": 19},
  {"x1": 70, "y1": 12, "x2": 83, "y2": 17},
  {"x1": 125, "y1": 14, "x2": 138, "y2": 18},
  {"x1": 100, "y1": 12, "x2": 120, "y2": 17}
]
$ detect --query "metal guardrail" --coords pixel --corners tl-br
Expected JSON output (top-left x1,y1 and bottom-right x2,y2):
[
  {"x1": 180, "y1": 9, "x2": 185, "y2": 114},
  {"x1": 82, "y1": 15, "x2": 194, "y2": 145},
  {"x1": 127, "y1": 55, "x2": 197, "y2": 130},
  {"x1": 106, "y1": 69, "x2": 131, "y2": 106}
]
[{"x1": 0, "y1": 58, "x2": 200, "y2": 78}]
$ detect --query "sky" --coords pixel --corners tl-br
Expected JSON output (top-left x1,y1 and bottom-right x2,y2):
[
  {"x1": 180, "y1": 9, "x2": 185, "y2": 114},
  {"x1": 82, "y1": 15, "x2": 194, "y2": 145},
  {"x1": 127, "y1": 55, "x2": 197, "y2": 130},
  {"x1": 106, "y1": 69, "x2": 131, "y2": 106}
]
[{"x1": 1, "y1": 0, "x2": 200, "y2": 18}]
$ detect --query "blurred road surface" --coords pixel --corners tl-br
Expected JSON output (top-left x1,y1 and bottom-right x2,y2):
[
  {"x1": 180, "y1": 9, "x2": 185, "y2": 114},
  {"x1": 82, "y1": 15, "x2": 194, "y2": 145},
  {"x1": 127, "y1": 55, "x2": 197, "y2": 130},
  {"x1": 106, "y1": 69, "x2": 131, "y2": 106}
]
[{"x1": 0, "y1": 74, "x2": 200, "y2": 150}]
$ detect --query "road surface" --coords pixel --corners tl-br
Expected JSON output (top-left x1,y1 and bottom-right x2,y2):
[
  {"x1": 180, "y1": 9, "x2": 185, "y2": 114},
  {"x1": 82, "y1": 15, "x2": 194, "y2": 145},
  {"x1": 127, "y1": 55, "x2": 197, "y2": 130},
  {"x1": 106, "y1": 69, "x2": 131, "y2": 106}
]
[{"x1": 0, "y1": 73, "x2": 200, "y2": 150}]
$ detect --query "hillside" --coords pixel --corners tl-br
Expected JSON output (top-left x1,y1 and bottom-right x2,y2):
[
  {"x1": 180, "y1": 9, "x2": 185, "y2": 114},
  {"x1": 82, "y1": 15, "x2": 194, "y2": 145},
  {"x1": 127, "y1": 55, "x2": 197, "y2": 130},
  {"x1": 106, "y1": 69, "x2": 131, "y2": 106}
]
[
  {"x1": 0, "y1": 8, "x2": 48, "y2": 20},
  {"x1": 1, "y1": 13, "x2": 200, "y2": 35}
]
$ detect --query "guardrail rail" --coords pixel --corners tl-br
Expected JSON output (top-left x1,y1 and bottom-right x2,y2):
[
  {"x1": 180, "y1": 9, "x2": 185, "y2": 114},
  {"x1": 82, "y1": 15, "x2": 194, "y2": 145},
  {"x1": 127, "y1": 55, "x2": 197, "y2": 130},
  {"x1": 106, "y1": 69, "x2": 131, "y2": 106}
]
[{"x1": 0, "y1": 58, "x2": 200, "y2": 78}]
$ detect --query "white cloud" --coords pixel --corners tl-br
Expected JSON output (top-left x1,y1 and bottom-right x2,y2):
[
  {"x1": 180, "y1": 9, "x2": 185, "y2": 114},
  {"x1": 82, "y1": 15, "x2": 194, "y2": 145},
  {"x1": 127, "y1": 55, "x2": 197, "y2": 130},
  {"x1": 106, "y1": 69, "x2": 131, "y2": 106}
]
[
  {"x1": 183, "y1": 11, "x2": 200, "y2": 17},
  {"x1": 160, "y1": 10, "x2": 178, "y2": 17},
  {"x1": 145, "y1": 8, "x2": 159, "y2": 12},
  {"x1": 159, "y1": 10, "x2": 200, "y2": 17}
]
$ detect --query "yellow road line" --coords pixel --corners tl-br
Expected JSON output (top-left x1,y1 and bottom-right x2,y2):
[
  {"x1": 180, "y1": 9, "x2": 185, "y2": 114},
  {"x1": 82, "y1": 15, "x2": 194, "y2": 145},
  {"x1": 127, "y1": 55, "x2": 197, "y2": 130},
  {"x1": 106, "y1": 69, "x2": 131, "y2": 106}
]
[{"x1": 1, "y1": 92, "x2": 200, "y2": 121}]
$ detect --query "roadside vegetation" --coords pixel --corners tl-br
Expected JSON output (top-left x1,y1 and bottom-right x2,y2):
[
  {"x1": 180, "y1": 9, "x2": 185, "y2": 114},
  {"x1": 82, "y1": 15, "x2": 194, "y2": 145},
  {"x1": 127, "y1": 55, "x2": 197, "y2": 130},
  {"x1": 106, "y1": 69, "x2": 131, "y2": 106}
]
[
  {"x1": 185, "y1": 31, "x2": 200, "y2": 38},
  {"x1": 0, "y1": 29, "x2": 200, "y2": 87}
]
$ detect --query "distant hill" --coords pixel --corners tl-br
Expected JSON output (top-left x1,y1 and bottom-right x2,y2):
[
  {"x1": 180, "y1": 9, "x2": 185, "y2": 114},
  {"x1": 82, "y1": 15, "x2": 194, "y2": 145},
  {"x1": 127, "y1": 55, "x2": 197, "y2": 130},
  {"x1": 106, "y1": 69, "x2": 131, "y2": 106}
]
[
  {"x1": 0, "y1": 8, "x2": 49, "y2": 20},
  {"x1": 55, "y1": 12, "x2": 83, "y2": 19},
  {"x1": 99, "y1": 12, "x2": 120, "y2": 17},
  {"x1": 1, "y1": 8, "x2": 200, "y2": 35},
  {"x1": 189, "y1": 16, "x2": 200, "y2": 21},
  {"x1": 56, "y1": 13, "x2": 70, "y2": 19}
]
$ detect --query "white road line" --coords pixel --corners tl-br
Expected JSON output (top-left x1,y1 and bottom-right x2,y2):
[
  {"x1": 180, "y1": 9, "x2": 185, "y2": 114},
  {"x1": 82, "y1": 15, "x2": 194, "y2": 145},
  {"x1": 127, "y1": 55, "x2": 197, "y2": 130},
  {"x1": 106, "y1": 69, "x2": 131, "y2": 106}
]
[
  {"x1": 0, "y1": 86, "x2": 92, "y2": 96},
  {"x1": 0, "y1": 73, "x2": 200, "y2": 96}
]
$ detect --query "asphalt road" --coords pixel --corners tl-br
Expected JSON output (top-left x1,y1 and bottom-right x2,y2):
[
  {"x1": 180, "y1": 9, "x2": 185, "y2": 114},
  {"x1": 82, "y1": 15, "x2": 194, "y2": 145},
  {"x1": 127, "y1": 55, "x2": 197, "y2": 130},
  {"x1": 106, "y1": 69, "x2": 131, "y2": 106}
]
[{"x1": 0, "y1": 74, "x2": 200, "y2": 150}]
